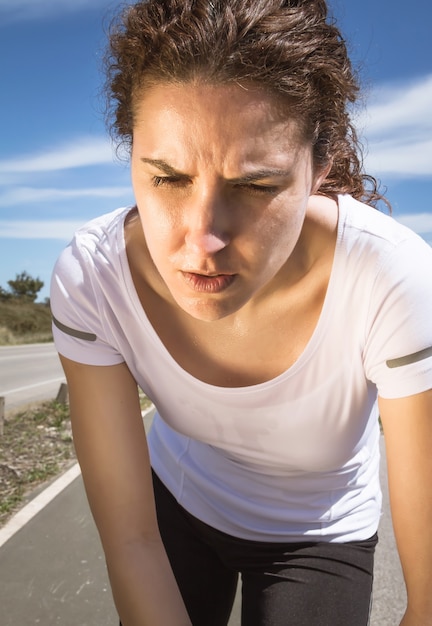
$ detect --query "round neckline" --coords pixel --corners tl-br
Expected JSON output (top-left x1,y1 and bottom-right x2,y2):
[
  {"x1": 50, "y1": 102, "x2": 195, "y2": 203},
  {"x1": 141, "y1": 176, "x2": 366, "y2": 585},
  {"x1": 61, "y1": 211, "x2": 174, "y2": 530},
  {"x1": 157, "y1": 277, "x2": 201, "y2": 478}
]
[{"x1": 118, "y1": 198, "x2": 345, "y2": 394}]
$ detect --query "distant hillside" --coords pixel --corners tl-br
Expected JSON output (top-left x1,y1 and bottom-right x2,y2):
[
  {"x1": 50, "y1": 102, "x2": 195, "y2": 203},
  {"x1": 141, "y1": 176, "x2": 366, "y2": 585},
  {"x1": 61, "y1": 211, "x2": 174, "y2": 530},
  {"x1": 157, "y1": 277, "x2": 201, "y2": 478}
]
[{"x1": 0, "y1": 299, "x2": 52, "y2": 345}]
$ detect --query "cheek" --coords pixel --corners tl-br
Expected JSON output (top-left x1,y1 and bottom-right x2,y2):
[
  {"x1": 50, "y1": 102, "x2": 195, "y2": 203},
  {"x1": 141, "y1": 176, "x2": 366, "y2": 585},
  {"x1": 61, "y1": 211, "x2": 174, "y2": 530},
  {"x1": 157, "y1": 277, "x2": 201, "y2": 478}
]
[
  {"x1": 252, "y1": 203, "x2": 302, "y2": 249},
  {"x1": 137, "y1": 195, "x2": 180, "y2": 245}
]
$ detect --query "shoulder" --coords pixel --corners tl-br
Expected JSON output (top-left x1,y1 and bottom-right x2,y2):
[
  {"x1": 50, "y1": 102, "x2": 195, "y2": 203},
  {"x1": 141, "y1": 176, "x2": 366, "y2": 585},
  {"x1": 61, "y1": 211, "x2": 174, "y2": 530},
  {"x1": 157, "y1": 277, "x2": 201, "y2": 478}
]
[
  {"x1": 70, "y1": 206, "x2": 131, "y2": 258},
  {"x1": 337, "y1": 194, "x2": 432, "y2": 274},
  {"x1": 52, "y1": 207, "x2": 132, "y2": 287},
  {"x1": 50, "y1": 207, "x2": 133, "y2": 366},
  {"x1": 338, "y1": 195, "x2": 432, "y2": 322},
  {"x1": 339, "y1": 194, "x2": 426, "y2": 248}
]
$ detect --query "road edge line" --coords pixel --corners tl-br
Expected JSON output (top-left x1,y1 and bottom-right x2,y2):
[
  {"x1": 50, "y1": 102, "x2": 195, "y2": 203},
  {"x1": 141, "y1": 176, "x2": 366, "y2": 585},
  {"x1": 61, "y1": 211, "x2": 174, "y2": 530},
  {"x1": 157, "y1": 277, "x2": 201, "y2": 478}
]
[
  {"x1": 0, "y1": 406, "x2": 155, "y2": 549},
  {"x1": 0, "y1": 463, "x2": 81, "y2": 549}
]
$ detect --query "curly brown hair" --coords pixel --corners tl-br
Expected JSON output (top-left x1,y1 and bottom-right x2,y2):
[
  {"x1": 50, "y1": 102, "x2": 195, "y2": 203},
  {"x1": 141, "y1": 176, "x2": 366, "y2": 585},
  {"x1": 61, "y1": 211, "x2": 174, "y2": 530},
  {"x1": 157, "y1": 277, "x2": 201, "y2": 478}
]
[{"x1": 105, "y1": 0, "x2": 387, "y2": 208}]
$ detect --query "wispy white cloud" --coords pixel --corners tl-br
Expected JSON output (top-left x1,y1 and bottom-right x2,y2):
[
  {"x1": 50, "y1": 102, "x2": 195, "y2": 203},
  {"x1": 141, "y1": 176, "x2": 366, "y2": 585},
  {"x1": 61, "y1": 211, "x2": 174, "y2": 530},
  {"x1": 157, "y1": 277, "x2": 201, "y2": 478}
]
[
  {"x1": 360, "y1": 75, "x2": 432, "y2": 135},
  {"x1": 0, "y1": 185, "x2": 132, "y2": 207},
  {"x1": 364, "y1": 137, "x2": 432, "y2": 177},
  {"x1": 0, "y1": 136, "x2": 132, "y2": 212},
  {"x1": 358, "y1": 74, "x2": 432, "y2": 178},
  {"x1": 394, "y1": 213, "x2": 432, "y2": 248},
  {"x1": 0, "y1": 0, "x2": 120, "y2": 24},
  {"x1": 395, "y1": 212, "x2": 432, "y2": 235},
  {"x1": 0, "y1": 137, "x2": 115, "y2": 174},
  {"x1": 0, "y1": 0, "x2": 110, "y2": 7},
  {"x1": 0, "y1": 220, "x2": 88, "y2": 240}
]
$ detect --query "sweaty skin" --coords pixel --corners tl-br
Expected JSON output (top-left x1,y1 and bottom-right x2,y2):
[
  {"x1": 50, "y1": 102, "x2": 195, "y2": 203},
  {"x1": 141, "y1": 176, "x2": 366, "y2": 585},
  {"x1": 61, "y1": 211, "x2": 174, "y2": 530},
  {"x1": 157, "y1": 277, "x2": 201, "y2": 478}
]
[
  {"x1": 129, "y1": 82, "x2": 333, "y2": 322},
  {"x1": 126, "y1": 82, "x2": 336, "y2": 387}
]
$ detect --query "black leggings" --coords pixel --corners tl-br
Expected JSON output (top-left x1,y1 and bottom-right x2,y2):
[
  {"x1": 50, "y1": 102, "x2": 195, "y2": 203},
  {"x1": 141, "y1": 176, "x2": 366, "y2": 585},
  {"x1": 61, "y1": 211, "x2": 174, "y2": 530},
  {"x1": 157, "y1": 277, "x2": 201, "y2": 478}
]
[{"x1": 122, "y1": 472, "x2": 377, "y2": 626}]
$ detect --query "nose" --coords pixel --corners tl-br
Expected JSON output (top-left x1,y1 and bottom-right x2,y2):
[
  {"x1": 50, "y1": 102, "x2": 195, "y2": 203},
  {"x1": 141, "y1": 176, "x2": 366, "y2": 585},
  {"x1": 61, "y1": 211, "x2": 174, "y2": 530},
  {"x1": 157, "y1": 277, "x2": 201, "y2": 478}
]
[
  {"x1": 184, "y1": 189, "x2": 230, "y2": 256},
  {"x1": 186, "y1": 232, "x2": 228, "y2": 254}
]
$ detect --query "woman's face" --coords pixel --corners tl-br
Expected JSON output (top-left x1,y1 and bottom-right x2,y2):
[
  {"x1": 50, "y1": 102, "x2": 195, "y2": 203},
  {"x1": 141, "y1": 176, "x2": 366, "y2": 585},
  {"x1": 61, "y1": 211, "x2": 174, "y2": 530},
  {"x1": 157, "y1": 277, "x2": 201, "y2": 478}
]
[{"x1": 131, "y1": 81, "x2": 327, "y2": 321}]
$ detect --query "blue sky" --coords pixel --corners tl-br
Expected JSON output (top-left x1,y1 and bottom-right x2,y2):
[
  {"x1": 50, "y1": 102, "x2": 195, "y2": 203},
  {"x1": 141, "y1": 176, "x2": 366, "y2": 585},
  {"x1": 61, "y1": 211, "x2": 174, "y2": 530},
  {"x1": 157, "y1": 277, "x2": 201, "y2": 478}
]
[{"x1": 0, "y1": 0, "x2": 431, "y2": 302}]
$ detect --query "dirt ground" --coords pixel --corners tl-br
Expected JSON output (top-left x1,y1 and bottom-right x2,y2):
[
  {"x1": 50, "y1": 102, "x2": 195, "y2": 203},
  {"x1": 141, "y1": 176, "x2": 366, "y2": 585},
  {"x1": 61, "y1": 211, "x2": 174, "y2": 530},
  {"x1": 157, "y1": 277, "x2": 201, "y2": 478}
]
[
  {"x1": 0, "y1": 400, "x2": 75, "y2": 526},
  {"x1": 0, "y1": 392, "x2": 153, "y2": 527}
]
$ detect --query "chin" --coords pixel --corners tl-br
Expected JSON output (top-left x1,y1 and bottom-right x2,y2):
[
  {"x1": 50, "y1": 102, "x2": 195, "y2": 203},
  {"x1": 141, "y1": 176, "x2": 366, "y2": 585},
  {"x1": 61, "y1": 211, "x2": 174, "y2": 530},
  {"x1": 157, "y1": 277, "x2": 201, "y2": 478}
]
[{"x1": 176, "y1": 294, "x2": 246, "y2": 322}]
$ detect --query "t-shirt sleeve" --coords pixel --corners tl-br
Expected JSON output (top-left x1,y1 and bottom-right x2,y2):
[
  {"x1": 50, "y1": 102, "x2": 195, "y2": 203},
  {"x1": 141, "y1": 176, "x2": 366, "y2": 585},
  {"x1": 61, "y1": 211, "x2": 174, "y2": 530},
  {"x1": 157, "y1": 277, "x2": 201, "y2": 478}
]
[
  {"x1": 50, "y1": 239, "x2": 124, "y2": 366},
  {"x1": 364, "y1": 234, "x2": 432, "y2": 399}
]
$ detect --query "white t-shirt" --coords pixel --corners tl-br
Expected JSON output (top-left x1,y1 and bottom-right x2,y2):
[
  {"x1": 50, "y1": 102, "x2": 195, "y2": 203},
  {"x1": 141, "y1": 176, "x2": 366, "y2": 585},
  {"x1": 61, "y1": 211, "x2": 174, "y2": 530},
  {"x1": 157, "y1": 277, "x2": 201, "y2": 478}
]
[{"x1": 51, "y1": 195, "x2": 432, "y2": 542}]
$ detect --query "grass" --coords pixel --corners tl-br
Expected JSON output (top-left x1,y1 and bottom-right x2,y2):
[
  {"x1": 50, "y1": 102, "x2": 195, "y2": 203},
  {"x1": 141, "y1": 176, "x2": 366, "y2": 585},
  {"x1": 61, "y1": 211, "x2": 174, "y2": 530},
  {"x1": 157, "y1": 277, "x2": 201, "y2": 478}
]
[
  {"x1": 0, "y1": 400, "x2": 75, "y2": 525},
  {"x1": 0, "y1": 299, "x2": 52, "y2": 345},
  {"x1": 0, "y1": 392, "x2": 153, "y2": 527},
  {"x1": 0, "y1": 299, "x2": 153, "y2": 525}
]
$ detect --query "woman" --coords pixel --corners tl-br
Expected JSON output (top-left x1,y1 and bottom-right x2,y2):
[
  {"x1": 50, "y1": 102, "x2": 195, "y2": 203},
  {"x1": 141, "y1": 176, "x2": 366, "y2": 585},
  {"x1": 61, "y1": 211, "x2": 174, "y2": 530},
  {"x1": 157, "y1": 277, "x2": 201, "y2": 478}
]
[{"x1": 50, "y1": 1, "x2": 432, "y2": 624}]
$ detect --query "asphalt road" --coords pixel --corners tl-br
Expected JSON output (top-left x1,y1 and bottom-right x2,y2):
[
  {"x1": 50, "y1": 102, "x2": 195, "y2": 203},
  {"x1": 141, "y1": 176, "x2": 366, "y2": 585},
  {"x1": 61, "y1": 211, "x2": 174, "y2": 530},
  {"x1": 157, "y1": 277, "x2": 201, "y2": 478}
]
[
  {"x1": 0, "y1": 349, "x2": 406, "y2": 624},
  {"x1": 0, "y1": 343, "x2": 65, "y2": 413},
  {"x1": 0, "y1": 407, "x2": 406, "y2": 625}
]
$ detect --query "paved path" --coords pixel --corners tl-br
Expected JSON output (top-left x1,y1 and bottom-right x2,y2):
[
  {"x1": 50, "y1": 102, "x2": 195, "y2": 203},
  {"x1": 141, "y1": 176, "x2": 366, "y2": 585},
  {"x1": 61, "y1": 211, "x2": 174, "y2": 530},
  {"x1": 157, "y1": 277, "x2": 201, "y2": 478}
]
[
  {"x1": 0, "y1": 434, "x2": 405, "y2": 625},
  {"x1": 0, "y1": 343, "x2": 64, "y2": 413}
]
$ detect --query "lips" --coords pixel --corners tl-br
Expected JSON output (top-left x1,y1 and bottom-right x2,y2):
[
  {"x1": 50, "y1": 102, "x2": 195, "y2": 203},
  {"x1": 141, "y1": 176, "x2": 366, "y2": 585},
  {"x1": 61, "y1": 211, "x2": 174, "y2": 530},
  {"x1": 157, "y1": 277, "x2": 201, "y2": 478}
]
[{"x1": 181, "y1": 271, "x2": 236, "y2": 293}]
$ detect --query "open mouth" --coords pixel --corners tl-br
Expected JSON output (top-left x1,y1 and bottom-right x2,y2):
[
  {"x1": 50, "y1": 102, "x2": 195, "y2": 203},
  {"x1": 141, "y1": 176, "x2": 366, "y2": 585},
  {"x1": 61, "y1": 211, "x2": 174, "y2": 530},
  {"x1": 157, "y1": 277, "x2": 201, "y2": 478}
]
[{"x1": 181, "y1": 272, "x2": 236, "y2": 293}]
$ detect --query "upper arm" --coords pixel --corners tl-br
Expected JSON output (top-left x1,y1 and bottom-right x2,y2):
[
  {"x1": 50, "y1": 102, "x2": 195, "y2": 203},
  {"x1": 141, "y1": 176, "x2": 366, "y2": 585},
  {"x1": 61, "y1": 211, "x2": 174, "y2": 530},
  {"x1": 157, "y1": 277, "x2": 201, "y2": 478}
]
[
  {"x1": 60, "y1": 355, "x2": 159, "y2": 553},
  {"x1": 379, "y1": 389, "x2": 432, "y2": 484},
  {"x1": 378, "y1": 390, "x2": 432, "y2": 577}
]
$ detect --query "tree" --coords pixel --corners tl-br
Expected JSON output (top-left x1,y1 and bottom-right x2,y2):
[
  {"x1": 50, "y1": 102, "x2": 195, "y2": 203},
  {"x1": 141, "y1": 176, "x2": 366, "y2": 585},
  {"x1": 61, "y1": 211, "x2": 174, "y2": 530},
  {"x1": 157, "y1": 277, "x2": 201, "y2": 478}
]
[
  {"x1": 7, "y1": 271, "x2": 44, "y2": 302},
  {"x1": 0, "y1": 285, "x2": 11, "y2": 301}
]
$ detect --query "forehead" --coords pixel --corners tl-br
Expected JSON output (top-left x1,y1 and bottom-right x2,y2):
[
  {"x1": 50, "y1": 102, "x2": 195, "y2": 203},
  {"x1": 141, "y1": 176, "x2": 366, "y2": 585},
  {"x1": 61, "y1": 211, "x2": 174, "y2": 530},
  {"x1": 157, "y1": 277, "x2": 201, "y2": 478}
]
[
  {"x1": 132, "y1": 81, "x2": 308, "y2": 164},
  {"x1": 133, "y1": 81, "x2": 304, "y2": 135}
]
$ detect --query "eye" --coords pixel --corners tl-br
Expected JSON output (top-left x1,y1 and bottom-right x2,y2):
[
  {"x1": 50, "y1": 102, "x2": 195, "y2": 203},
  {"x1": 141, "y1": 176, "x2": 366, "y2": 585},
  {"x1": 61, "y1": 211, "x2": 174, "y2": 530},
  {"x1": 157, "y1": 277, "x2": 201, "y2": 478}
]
[
  {"x1": 151, "y1": 175, "x2": 189, "y2": 188},
  {"x1": 237, "y1": 183, "x2": 280, "y2": 196}
]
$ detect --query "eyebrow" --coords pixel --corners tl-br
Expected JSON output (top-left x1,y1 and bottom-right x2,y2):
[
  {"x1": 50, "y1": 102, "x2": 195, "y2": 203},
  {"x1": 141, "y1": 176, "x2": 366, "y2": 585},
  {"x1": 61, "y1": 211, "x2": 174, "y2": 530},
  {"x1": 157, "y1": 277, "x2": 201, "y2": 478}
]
[
  {"x1": 140, "y1": 158, "x2": 188, "y2": 178},
  {"x1": 140, "y1": 158, "x2": 291, "y2": 183},
  {"x1": 229, "y1": 169, "x2": 292, "y2": 184}
]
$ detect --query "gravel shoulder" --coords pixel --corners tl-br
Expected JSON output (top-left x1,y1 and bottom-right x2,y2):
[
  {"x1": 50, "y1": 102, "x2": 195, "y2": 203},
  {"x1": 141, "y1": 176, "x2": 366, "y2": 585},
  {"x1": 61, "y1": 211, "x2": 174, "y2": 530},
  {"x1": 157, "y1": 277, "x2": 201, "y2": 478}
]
[
  {"x1": 0, "y1": 400, "x2": 75, "y2": 526},
  {"x1": 0, "y1": 392, "x2": 153, "y2": 527}
]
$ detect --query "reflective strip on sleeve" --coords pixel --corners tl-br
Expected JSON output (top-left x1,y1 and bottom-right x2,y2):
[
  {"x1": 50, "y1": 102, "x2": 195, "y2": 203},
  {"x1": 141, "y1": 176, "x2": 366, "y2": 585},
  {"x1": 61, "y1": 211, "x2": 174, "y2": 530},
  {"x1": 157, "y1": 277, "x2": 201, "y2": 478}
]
[
  {"x1": 386, "y1": 346, "x2": 432, "y2": 369},
  {"x1": 52, "y1": 315, "x2": 97, "y2": 342}
]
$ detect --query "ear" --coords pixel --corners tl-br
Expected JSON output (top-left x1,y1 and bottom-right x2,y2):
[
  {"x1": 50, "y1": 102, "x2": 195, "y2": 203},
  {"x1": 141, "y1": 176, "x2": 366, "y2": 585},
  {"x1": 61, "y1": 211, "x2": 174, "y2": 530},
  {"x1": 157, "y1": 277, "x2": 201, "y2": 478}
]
[{"x1": 311, "y1": 161, "x2": 332, "y2": 195}]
